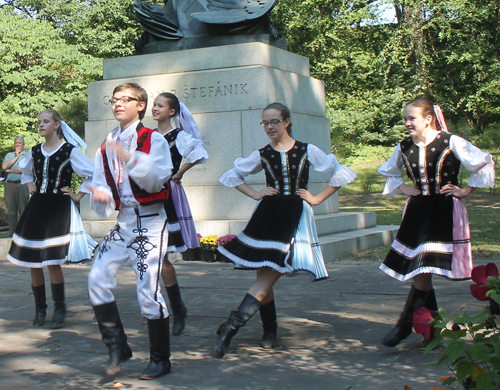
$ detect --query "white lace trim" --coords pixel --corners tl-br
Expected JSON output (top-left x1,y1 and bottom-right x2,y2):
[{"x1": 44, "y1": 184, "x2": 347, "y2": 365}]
[
  {"x1": 237, "y1": 232, "x2": 290, "y2": 253},
  {"x1": 468, "y1": 162, "x2": 496, "y2": 188},
  {"x1": 382, "y1": 176, "x2": 405, "y2": 197},
  {"x1": 218, "y1": 246, "x2": 294, "y2": 274},
  {"x1": 328, "y1": 165, "x2": 357, "y2": 187},
  {"x1": 185, "y1": 145, "x2": 208, "y2": 165},
  {"x1": 219, "y1": 168, "x2": 245, "y2": 187},
  {"x1": 167, "y1": 244, "x2": 187, "y2": 253},
  {"x1": 391, "y1": 239, "x2": 453, "y2": 258},
  {"x1": 166, "y1": 221, "x2": 181, "y2": 233},
  {"x1": 6, "y1": 254, "x2": 67, "y2": 268},
  {"x1": 379, "y1": 263, "x2": 456, "y2": 282},
  {"x1": 12, "y1": 233, "x2": 70, "y2": 249}
]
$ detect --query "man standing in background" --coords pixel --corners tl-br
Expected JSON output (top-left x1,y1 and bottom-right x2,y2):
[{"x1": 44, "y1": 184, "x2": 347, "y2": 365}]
[{"x1": 2, "y1": 136, "x2": 29, "y2": 236}]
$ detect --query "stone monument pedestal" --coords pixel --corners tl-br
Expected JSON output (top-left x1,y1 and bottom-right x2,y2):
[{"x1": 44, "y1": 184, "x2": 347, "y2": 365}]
[{"x1": 82, "y1": 42, "x2": 398, "y2": 259}]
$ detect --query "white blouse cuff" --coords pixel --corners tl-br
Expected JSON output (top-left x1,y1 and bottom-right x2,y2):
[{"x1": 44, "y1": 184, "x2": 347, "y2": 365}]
[
  {"x1": 185, "y1": 146, "x2": 208, "y2": 165},
  {"x1": 219, "y1": 168, "x2": 245, "y2": 187},
  {"x1": 468, "y1": 162, "x2": 496, "y2": 188},
  {"x1": 20, "y1": 172, "x2": 34, "y2": 185},
  {"x1": 382, "y1": 176, "x2": 405, "y2": 197},
  {"x1": 78, "y1": 178, "x2": 92, "y2": 194},
  {"x1": 328, "y1": 165, "x2": 357, "y2": 187}
]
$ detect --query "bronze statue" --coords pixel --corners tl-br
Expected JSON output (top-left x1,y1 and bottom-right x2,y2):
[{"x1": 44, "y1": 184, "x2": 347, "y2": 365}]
[{"x1": 134, "y1": 0, "x2": 281, "y2": 53}]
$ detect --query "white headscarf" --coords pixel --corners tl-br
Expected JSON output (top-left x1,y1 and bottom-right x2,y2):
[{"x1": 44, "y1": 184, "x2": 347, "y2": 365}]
[
  {"x1": 61, "y1": 121, "x2": 87, "y2": 150},
  {"x1": 174, "y1": 102, "x2": 205, "y2": 147}
]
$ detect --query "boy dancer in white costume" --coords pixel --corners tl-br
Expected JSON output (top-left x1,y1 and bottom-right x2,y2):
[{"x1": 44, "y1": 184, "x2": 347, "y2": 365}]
[{"x1": 87, "y1": 82, "x2": 173, "y2": 379}]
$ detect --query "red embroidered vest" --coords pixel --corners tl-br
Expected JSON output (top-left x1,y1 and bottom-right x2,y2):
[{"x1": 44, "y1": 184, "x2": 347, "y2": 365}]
[{"x1": 101, "y1": 124, "x2": 170, "y2": 210}]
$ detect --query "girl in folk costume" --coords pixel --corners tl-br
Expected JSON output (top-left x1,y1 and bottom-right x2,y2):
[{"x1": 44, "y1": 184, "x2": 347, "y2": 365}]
[
  {"x1": 214, "y1": 103, "x2": 356, "y2": 358},
  {"x1": 150, "y1": 93, "x2": 208, "y2": 335},
  {"x1": 378, "y1": 97, "x2": 495, "y2": 347},
  {"x1": 7, "y1": 109, "x2": 94, "y2": 328}
]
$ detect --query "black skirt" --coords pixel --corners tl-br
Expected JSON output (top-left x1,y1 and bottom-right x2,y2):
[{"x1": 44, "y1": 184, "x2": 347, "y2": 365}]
[
  {"x1": 164, "y1": 192, "x2": 187, "y2": 253},
  {"x1": 380, "y1": 194, "x2": 468, "y2": 281},
  {"x1": 218, "y1": 195, "x2": 303, "y2": 272},
  {"x1": 7, "y1": 193, "x2": 71, "y2": 268}
]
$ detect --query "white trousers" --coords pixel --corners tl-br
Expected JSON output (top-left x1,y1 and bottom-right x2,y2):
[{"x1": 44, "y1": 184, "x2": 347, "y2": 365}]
[{"x1": 88, "y1": 204, "x2": 169, "y2": 319}]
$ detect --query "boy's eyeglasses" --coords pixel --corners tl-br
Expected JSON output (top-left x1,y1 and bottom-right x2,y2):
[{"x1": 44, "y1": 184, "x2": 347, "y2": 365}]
[{"x1": 109, "y1": 96, "x2": 139, "y2": 105}]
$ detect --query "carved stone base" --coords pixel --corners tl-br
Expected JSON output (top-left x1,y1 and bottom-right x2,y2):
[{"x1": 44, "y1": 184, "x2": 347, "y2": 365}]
[{"x1": 134, "y1": 34, "x2": 287, "y2": 54}]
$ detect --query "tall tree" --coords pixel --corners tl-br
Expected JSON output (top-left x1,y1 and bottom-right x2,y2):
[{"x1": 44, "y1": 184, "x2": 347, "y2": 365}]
[
  {"x1": 0, "y1": 0, "x2": 142, "y2": 58},
  {"x1": 0, "y1": 8, "x2": 101, "y2": 148}
]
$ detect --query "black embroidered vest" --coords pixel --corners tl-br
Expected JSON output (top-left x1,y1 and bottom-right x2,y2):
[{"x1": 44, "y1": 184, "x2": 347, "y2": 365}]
[
  {"x1": 400, "y1": 132, "x2": 461, "y2": 196},
  {"x1": 32, "y1": 143, "x2": 74, "y2": 194},
  {"x1": 164, "y1": 128, "x2": 183, "y2": 175},
  {"x1": 259, "y1": 141, "x2": 310, "y2": 195}
]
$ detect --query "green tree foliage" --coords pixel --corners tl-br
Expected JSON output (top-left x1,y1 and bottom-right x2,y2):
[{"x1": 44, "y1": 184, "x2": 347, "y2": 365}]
[
  {"x1": 1, "y1": 0, "x2": 142, "y2": 58},
  {"x1": 272, "y1": 0, "x2": 500, "y2": 149},
  {"x1": 0, "y1": 8, "x2": 101, "y2": 151},
  {"x1": 384, "y1": 0, "x2": 500, "y2": 134}
]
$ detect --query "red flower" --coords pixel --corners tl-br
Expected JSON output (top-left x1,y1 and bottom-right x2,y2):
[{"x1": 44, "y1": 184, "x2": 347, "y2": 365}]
[
  {"x1": 470, "y1": 263, "x2": 499, "y2": 301},
  {"x1": 413, "y1": 307, "x2": 438, "y2": 341}
]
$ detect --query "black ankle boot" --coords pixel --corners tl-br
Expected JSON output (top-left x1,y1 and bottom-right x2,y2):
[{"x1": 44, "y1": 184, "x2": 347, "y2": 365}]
[
  {"x1": 32, "y1": 285, "x2": 47, "y2": 326},
  {"x1": 381, "y1": 286, "x2": 429, "y2": 347},
  {"x1": 166, "y1": 283, "x2": 187, "y2": 336},
  {"x1": 139, "y1": 317, "x2": 171, "y2": 380},
  {"x1": 215, "y1": 293, "x2": 262, "y2": 358},
  {"x1": 51, "y1": 282, "x2": 67, "y2": 327},
  {"x1": 93, "y1": 301, "x2": 132, "y2": 375},
  {"x1": 259, "y1": 300, "x2": 277, "y2": 349}
]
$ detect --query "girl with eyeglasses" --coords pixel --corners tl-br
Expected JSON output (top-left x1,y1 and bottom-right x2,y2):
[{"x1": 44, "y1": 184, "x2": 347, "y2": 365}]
[
  {"x1": 214, "y1": 102, "x2": 356, "y2": 358},
  {"x1": 7, "y1": 109, "x2": 94, "y2": 328},
  {"x1": 148, "y1": 92, "x2": 208, "y2": 335},
  {"x1": 378, "y1": 97, "x2": 495, "y2": 347}
]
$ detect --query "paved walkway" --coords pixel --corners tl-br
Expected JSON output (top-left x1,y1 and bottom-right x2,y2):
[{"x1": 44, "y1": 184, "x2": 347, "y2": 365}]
[{"x1": 0, "y1": 254, "x2": 494, "y2": 390}]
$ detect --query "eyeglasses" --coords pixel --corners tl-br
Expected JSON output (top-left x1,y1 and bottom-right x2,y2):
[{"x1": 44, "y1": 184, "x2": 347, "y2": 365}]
[
  {"x1": 109, "y1": 96, "x2": 139, "y2": 105},
  {"x1": 260, "y1": 119, "x2": 284, "y2": 127}
]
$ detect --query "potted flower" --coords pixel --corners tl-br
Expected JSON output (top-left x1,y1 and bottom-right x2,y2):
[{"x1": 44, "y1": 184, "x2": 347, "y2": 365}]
[
  {"x1": 414, "y1": 263, "x2": 500, "y2": 390},
  {"x1": 215, "y1": 234, "x2": 237, "y2": 262},
  {"x1": 199, "y1": 234, "x2": 219, "y2": 262}
]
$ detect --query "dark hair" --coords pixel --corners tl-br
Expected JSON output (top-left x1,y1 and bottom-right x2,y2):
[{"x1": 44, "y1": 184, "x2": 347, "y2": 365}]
[
  {"x1": 405, "y1": 96, "x2": 441, "y2": 130},
  {"x1": 263, "y1": 102, "x2": 293, "y2": 135},
  {"x1": 157, "y1": 92, "x2": 180, "y2": 117},
  {"x1": 112, "y1": 82, "x2": 148, "y2": 120},
  {"x1": 39, "y1": 108, "x2": 63, "y2": 139}
]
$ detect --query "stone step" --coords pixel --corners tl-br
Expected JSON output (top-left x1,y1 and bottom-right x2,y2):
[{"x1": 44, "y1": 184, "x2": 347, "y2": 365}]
[
  {"x1": 319, "y1": 225, "x2": 399, "y2": 261},
  {"x1": 0, "y1": 224, "x2": 399, "y2": 262},
  {"x1": 82, "y1": 211, "x2": 377, "y2": 239}
]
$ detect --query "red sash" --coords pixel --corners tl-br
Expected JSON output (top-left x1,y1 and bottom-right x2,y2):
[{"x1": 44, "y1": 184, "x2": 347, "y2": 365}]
[{"x1": 101, "y1": 124, "x2": 169, "y2": 210}]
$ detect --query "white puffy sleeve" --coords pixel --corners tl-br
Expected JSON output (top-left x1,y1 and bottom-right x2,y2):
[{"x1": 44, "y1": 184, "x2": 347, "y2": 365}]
[
  {"x1": 19, "y1": 148, "x2": 34, "y2": 184},
  {"x1": 377, "y1": 144, "x2": 406, "y2": 197},
  {"x1": 307, "y1": 144, "x2": 356, "y2": 187},
  {"x1": 450, "y1": 135, "x2": 495, "y2": 188},
  {"x1": 70, "y1": 148, "x2": 94, "y2": 194},
  {"x1": 219, "y1": 151, "x2": 263, "y2": 187},
  {"x1": 90, "y1": 148, "x2": 116, "y2": 218},
  {"x1": 175, "y1": 131, "x2": 208, "y2": 164},
  {"x1": 125, "y1": 132, "x2": 173, "y2": 193}
]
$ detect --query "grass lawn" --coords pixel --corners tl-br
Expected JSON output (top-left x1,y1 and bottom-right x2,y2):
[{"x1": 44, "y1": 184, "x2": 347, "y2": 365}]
[{"x1": 339, "y1": 159, "x2": 500, "y2": 260}]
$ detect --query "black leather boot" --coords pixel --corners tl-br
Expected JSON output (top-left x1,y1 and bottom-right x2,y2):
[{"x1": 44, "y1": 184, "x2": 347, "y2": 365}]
[
  {"x1": 215, "y1": 293, "x2": 262, "y2": 358},
  {"x1": 93, "y1": 301, "x2": 132, "y2": 376},
  {"x1": 139, "y1": 317, "x2": 171, "y2": 380},
  {"x1": 51, "y1": 282, "x2": 66, "y2": 327},
  {"x1": 259, "y1": 300, "x2": 277, "y2": 349},
  {"x1": 422, "y1": 289, "x2": 438, "y2": 347},
  {"x1": 166, "y1": 283, "x2": 187, "y2": 336},
  {"x1": 32, "y1": 284, "x2": 47, "y2": 326},
  {"x1": 425, "y1": 289, "x2": 438, "y2": 311},
  {"x1": 381, "y1": 286, "x2": 429, "y2": 347}
]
